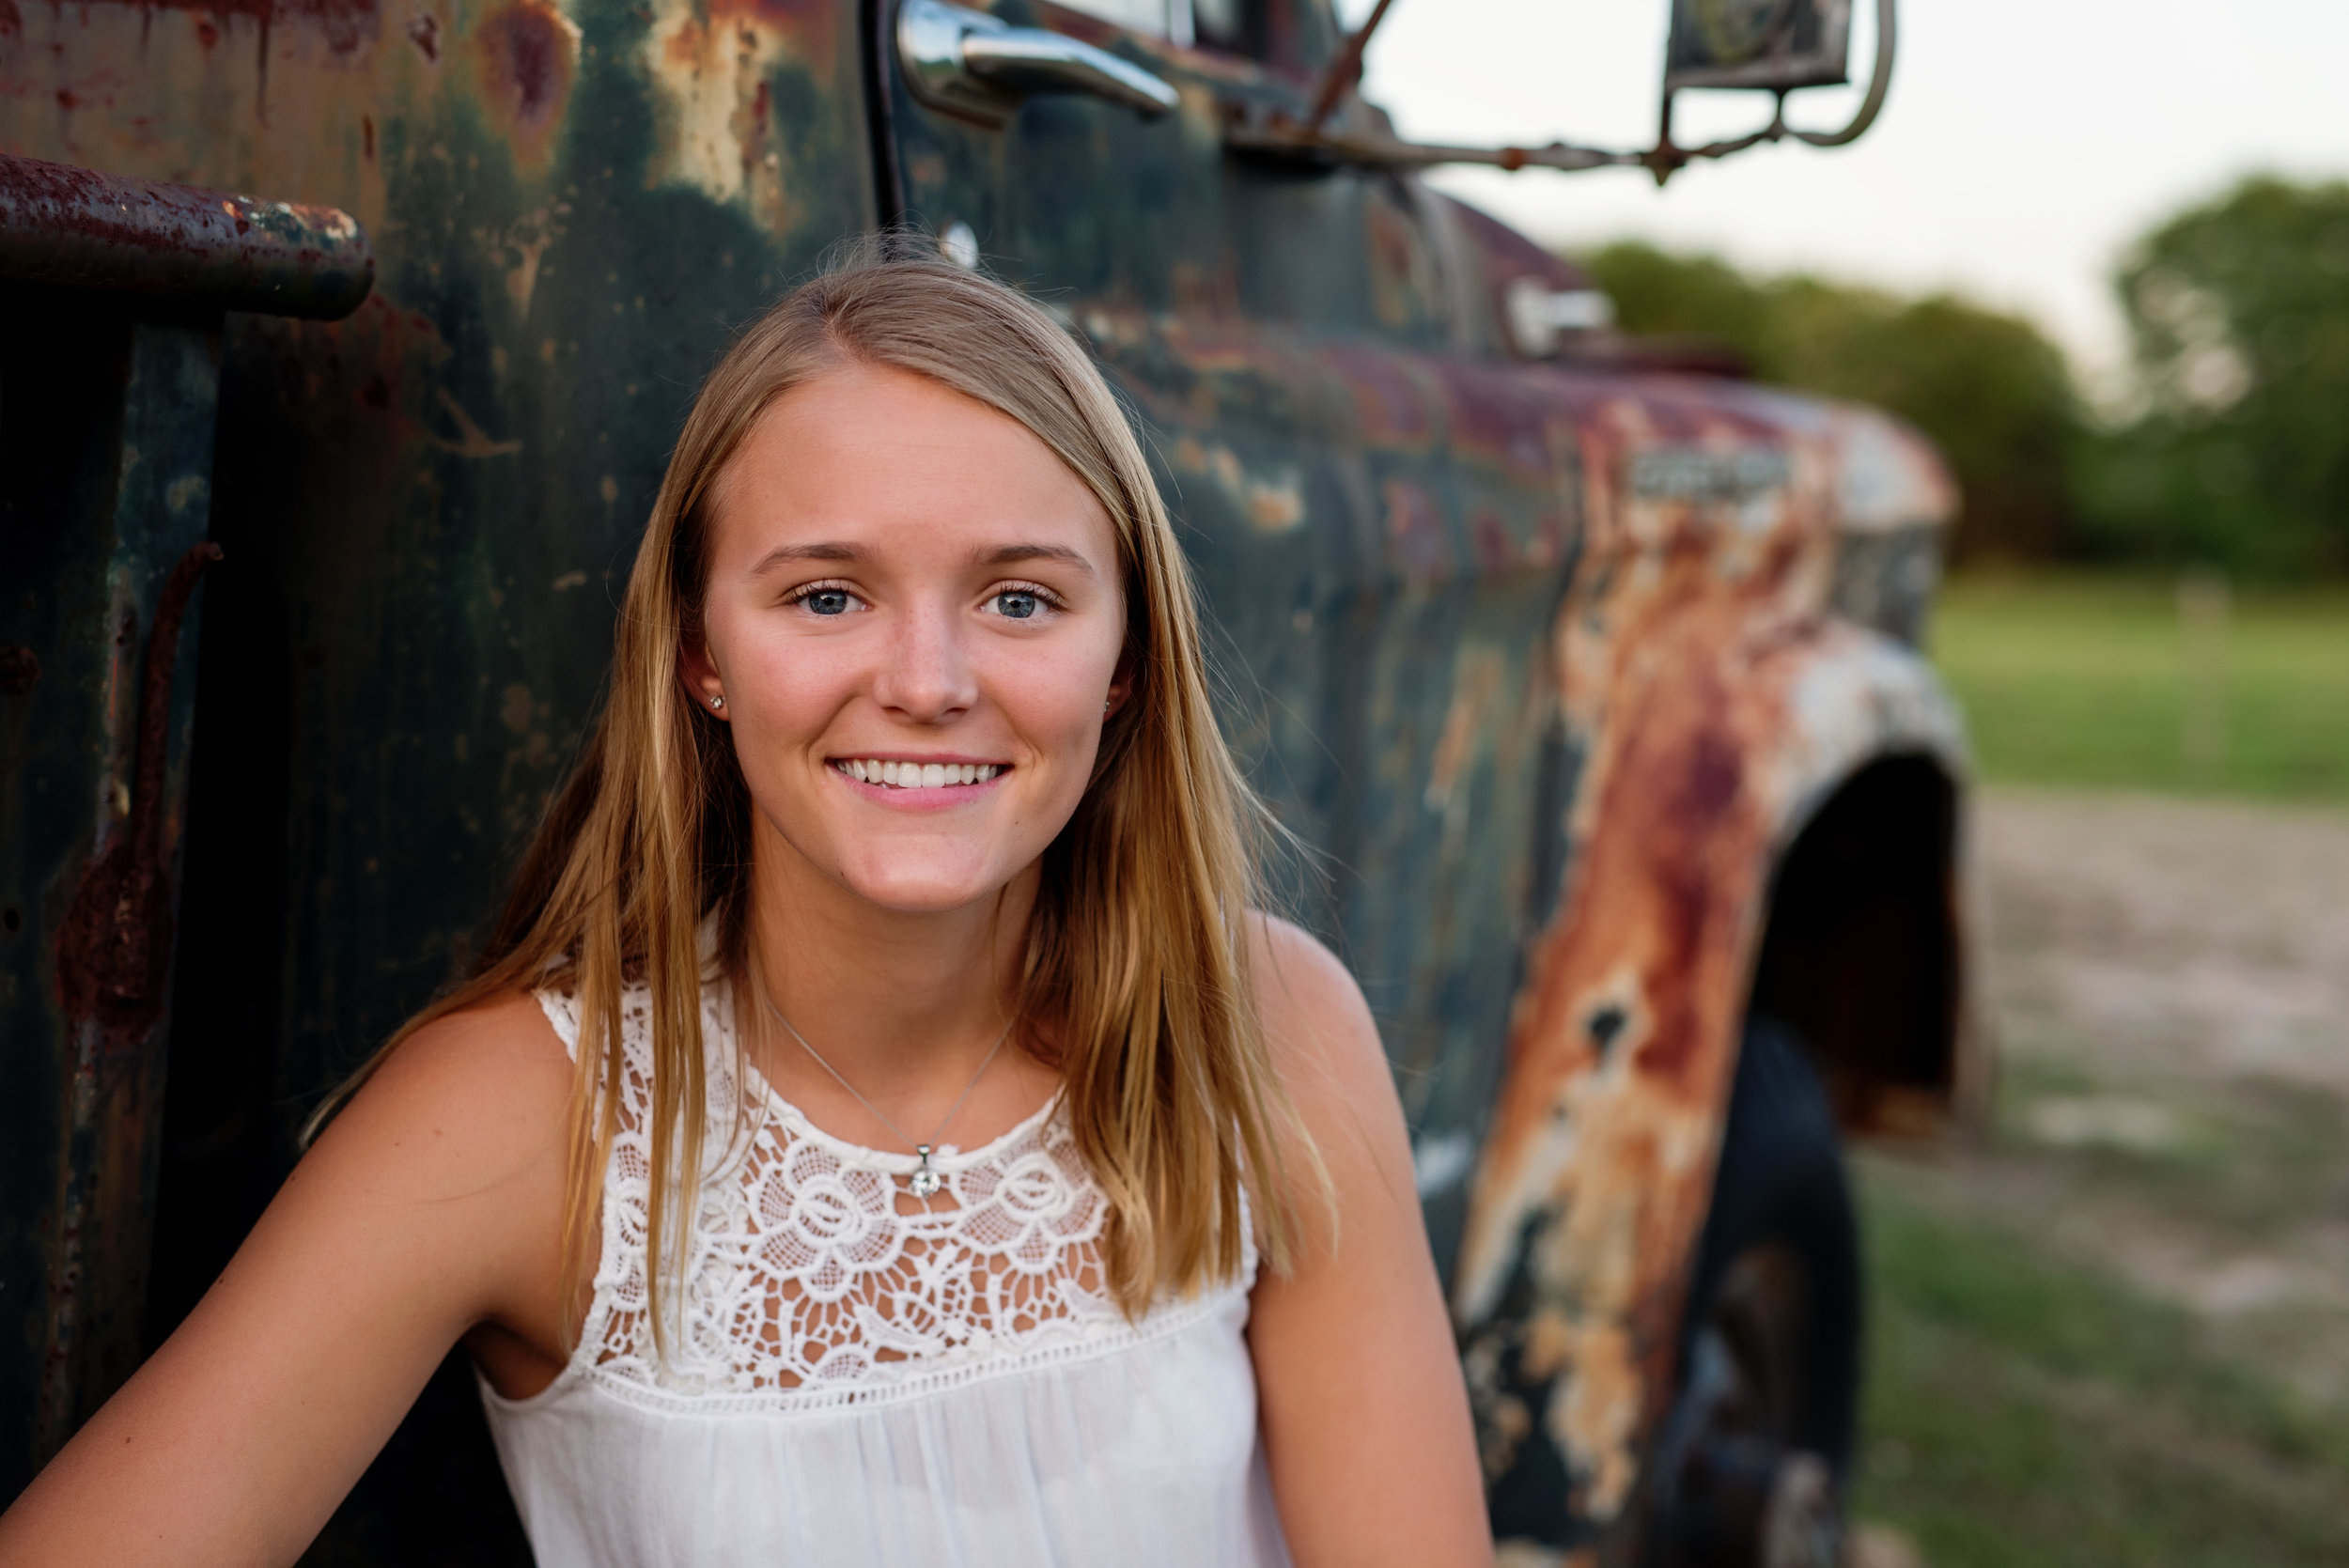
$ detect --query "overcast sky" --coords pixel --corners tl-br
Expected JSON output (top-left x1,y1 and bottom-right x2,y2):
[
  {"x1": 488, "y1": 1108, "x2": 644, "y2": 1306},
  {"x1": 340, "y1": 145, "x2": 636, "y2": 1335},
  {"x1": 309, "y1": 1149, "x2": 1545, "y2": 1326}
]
[{"x1": 1346, "y1": 0, "x2": 2349, "y2": 389}]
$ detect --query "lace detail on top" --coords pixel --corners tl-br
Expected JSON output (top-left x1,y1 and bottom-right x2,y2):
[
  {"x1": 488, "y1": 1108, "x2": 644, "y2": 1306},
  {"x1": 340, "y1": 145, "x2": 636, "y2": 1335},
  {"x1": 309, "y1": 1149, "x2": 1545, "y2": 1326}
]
[{"x1": 536, "y1": 977, "x2": 1245, "y2": 1414}]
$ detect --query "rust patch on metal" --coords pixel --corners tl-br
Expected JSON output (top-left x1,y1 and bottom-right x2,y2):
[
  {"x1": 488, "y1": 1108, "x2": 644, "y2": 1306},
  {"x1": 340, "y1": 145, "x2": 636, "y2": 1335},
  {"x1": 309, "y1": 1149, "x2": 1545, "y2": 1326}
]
[
  {"x1": 1323, "y1": 339, "x2": 1439, "y2": 448},
  {"x1": 1364, "y1": 181, "x2": 1440, "y2": 332},
  {"x1": 174, "y1": 0, "x2": 381, "y2": 55},
  {"x1": 474, "y1": 0, "x2": 582, "y2": 167},
  {"x1": 54, "y1": 541, "x2": 221, "y2": 1054},
  {"x1": 35, "y1": 0, "x2": 387, "y2": 55},
  {"x1": 0, "y1": 150, "x2": 373, "y2": 318},
  {"x1": 642, "y1": 0, "x2": 835, "y2": 225},
  {"x1": 1426, "y1": 646, "x2": 1504, "y2": 816},
  {"x1": 4, "y1": 0, "x2": 380, "y2": 120},
  {"x1": 1455, "y1": 467, "x2": 1812, "y2": 1523},
  {"x1": 1383, "y1": 474, "x2": 1449, "y2": 582},
  {"x1": 1167, "y1": 436, "x2": 1304, "y2": 535}
]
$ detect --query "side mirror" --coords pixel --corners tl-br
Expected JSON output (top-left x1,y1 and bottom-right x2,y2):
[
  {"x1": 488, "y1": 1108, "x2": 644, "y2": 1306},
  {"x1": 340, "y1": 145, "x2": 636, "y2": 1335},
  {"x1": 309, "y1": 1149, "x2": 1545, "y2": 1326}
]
[
  {"x1": 1665, "y1": 0, "x2": 1853, "y2": 93},
  {"x1": 1654, "y1": 0, "x2": 1894, "y2": 177}
]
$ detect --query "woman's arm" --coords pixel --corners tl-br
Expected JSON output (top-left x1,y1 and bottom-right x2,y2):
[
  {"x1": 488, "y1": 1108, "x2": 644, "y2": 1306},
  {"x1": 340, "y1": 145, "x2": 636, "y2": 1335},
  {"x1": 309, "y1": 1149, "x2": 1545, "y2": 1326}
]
[
  {"x1": 1246, "y1": 915, "x2": 1493, "y2": 1568},
  {"x1": 0, "y1": 992, "x2": 573, "y2": 1567}
]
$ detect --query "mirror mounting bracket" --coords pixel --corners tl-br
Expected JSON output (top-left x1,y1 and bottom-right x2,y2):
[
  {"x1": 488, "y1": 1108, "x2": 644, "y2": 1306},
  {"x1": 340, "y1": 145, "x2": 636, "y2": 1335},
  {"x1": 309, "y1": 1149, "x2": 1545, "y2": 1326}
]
[{"x1": 1238, "y1": 0, "x2": 1894, "y2": 188}]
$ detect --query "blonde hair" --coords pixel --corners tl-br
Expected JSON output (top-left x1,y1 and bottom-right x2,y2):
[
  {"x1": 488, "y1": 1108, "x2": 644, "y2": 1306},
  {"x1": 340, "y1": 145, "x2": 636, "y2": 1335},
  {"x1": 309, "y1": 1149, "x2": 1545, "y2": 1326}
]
[{"x1": 311, "y1": 241, "x2": 1308, "y2": 1344}]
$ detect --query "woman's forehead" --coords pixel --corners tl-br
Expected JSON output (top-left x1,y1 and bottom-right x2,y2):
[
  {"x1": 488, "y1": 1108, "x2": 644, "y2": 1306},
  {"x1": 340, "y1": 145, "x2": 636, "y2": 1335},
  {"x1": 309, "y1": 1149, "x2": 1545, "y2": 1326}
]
[{"x1": 708, "y1": 363, "x2": 1120, "y2": 571}]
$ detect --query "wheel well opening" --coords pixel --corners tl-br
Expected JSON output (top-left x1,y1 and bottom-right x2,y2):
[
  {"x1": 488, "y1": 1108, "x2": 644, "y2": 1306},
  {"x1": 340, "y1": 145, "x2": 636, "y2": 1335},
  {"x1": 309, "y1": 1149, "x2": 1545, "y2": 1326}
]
[{"x1": 1745, "y1": 754, "x2": 1962, "y2": 1138}]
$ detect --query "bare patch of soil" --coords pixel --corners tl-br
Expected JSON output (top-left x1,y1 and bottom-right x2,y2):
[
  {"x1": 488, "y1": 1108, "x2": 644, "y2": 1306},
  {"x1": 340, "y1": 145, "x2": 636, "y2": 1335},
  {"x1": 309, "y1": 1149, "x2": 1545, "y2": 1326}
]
[{"x1": 1881, "y1": 787, "x2": 2349, "y2": 1405}]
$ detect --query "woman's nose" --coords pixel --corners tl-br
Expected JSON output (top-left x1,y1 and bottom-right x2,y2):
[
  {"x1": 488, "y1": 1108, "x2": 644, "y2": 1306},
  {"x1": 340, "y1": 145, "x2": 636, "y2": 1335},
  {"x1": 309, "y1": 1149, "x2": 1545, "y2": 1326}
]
[{"x1": 871, "y1": 598, "x2": 977, "y2": 722}]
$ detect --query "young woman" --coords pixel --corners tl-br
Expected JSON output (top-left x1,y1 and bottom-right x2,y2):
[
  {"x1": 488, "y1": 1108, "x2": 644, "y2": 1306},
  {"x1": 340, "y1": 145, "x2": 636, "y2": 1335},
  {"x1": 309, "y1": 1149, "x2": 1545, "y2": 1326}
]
[{"x1": 0, "y1": 249, "x2": 1490, "y2": 1566}]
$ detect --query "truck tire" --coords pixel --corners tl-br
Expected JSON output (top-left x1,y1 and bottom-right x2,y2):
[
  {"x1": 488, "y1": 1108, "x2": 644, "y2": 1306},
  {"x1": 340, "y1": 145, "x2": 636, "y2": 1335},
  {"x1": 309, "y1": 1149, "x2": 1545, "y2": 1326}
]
[{"x1": 1640, "y1": 1015, "x2": 1862, "y2": 1568}]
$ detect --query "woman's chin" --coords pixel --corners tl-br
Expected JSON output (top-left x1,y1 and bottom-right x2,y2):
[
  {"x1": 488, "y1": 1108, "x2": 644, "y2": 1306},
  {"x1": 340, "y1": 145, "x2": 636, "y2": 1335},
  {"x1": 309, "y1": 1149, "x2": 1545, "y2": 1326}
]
[{"x1": 831, "y1": 859, "x2": 1022, "y2": 917}]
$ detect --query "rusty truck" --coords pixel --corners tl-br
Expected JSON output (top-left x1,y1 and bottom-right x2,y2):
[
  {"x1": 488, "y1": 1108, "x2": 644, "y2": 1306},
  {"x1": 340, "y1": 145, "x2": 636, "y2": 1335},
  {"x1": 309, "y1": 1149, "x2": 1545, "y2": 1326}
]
[{"x1": 0, "y1": 0, "x2": 1979, "y2": 1560}]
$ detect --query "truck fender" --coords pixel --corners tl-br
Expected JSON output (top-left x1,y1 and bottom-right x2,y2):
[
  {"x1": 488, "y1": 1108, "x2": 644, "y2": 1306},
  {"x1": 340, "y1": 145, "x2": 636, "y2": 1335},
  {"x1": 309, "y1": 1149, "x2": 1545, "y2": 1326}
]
[{"x1": 1452, "y1": 604, "x2": 1965, "y2": 1537}]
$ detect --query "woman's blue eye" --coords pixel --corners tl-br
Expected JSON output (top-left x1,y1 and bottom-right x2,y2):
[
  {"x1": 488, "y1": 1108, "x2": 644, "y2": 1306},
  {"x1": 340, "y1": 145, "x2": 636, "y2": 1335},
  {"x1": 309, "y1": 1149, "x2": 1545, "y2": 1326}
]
[
  {"x1": 994, "y1": 590, "x2": 1040, "y2": 620},
  {"x1": 803, "y1": 588, "x2": 852, "y2": 616}
]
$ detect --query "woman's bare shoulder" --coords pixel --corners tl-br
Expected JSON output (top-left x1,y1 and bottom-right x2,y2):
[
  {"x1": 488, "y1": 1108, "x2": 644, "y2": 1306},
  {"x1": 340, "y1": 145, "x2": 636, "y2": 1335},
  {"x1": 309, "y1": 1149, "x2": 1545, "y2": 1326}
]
[
  {"x1": 1244, "y1": 911, "x2": 1380, "y2": 1075},
  {"x1": 303, "y1": 986, "x2": 575, "y2": 1203},
  {"x1": 367, "y1": 985, "x2": 573, "y2": 1087}
]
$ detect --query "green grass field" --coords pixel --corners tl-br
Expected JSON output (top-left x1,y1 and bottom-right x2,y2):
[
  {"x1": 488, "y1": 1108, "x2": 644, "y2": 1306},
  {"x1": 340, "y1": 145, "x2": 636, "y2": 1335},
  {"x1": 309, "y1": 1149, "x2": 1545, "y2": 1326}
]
[
  {"x1": 1850, "y1": 1170, "x2": 2349, "y2": 1568},
  {"x1": 1930, "y1": 573, "x2": 2349, "y2": 800}
]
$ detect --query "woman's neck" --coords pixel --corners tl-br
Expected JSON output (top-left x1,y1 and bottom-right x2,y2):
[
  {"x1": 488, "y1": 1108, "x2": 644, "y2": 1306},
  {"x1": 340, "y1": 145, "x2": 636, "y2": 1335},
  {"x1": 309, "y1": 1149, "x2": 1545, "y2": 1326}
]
[{"x1": 741, "y1": 820, "x2": 1041, "y2": 1103}]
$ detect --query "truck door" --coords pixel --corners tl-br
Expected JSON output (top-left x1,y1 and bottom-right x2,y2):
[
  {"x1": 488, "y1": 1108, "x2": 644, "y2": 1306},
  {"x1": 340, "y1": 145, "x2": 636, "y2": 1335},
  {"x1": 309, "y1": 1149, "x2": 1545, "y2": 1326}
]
[
  {"x1": 879, "y1": 0, "x2": 1458, "y2": 344},
  {"x1": 875, "y1": 0, "x2": 1587, "y2": 1285}
]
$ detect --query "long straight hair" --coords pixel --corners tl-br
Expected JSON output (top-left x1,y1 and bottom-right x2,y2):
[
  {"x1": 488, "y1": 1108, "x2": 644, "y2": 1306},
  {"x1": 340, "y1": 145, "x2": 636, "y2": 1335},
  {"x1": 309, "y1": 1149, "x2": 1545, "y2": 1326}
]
[{"x1": 311, "y1": 242, "x2": 1311, "y2": 1346}]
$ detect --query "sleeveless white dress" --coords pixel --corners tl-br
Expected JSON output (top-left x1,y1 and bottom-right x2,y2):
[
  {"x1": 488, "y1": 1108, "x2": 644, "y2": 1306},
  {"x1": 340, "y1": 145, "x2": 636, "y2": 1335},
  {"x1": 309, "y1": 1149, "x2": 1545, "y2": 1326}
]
[{"x1": 476, "y1": 976, "x2": 1292, "y2": 1568}]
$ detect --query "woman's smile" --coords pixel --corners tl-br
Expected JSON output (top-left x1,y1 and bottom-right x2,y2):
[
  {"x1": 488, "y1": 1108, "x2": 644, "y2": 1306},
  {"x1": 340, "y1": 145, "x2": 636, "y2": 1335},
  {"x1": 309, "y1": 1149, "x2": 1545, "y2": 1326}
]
[
  {"x1": 833, "y1": 756, "x2": 1007, "y2": 788},
  {"x1": 831, "y1": 754, "x2": 1011, "y2": 803}
]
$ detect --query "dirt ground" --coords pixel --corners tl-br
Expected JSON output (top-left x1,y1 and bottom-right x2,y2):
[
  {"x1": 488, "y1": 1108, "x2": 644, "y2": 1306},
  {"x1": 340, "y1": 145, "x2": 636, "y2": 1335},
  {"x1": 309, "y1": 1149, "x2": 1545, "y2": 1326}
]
[{"x1": 1883, "y1": 785, "x2": 2349, "y2": 1405}]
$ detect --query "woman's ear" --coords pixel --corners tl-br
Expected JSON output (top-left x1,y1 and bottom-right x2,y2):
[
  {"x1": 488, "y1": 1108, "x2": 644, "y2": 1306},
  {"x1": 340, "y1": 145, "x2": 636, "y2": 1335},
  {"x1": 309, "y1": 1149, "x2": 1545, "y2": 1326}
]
[
  {"x1": 679, "y1": 639, "x2": 729, "y2": 721},
  {"x1": 1103, "y1": 660, "x2": 1135, "y2": 720}
]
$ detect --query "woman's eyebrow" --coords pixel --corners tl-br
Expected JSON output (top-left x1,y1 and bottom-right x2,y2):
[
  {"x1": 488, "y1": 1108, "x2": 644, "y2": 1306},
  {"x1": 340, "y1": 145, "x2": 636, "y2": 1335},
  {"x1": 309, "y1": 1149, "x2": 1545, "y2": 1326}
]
[
  {"x1": 974, "y1": 543, "x2": 1097, "y2": 577},
  {"x1": 749, "y1": 541, "x2": 867, "y2": 574}
]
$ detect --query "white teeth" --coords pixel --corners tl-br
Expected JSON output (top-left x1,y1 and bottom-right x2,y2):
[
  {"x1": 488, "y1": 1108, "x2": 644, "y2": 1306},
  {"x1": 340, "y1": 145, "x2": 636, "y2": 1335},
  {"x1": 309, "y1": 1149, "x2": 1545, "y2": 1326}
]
[{"x1": 841, "y1": 759, "x2": 1004, "y2": 787}]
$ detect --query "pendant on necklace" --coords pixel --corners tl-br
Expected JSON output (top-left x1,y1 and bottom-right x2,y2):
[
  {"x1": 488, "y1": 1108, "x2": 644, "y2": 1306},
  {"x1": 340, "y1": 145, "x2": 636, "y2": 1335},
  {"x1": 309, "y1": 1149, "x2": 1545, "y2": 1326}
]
[{"x1": 910, "y1": 1144, "x2": 943, "y2": 1199}]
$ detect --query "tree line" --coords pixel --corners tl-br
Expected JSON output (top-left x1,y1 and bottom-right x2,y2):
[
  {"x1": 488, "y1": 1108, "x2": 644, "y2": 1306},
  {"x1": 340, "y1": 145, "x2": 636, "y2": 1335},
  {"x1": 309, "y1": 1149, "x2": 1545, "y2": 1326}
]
[{"x1": 1576, "y1": 174, "x2": 2349, "y2": 577}]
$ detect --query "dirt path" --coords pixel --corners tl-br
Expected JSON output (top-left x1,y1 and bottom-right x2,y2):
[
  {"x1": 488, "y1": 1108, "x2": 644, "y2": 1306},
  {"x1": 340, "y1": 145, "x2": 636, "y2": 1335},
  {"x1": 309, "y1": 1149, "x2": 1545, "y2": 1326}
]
[
  {"x1": 1980, "y1": 788, "x2": 2349, "y2": 1097},
  {"x1": 1892, "y1": 787, "x2": 2349, "y2": 1405}
]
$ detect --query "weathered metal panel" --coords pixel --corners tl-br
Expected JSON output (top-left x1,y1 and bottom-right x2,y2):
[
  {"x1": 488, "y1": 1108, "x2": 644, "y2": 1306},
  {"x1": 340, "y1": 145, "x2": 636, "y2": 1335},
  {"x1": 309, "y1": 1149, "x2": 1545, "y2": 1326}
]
[
  {"x1": 2, "y1": 0, "x2": 878, "y2": 1078},
  {"x1": 0, "y1": 303, "x2": 222, "y2": 1485},
  {"x1": 0, "y1": 142, "x2": 374, "y2": 1494}
]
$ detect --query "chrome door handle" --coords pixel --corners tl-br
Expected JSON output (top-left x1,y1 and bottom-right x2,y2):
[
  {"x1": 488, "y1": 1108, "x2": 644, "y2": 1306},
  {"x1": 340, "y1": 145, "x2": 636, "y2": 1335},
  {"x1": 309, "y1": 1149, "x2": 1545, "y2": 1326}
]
[{"x1": 898, "y1": 0, "x2": 1180, "y2": 128}]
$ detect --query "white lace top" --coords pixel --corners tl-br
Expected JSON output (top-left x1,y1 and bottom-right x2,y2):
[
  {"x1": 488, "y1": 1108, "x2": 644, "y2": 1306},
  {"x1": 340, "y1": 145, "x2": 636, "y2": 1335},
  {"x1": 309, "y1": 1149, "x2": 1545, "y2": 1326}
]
[{"x1": 476, "y1": 975, "x2": 1289, "y2": 1567}]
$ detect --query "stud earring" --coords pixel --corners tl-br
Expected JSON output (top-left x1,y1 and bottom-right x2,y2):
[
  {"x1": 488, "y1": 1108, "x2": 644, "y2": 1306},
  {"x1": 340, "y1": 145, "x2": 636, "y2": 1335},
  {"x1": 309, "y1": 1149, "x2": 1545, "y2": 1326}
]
[{"x1": 709, "y1": 694, "x2": 725, "y2": 710}]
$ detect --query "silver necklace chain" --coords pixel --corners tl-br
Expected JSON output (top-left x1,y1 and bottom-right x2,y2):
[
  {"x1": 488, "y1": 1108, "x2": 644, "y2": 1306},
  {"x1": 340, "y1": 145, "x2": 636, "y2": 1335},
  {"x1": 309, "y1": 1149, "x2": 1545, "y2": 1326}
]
[{"x1": 755, "y1": 983, "x2": 1014, "y2": 1198}]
